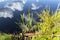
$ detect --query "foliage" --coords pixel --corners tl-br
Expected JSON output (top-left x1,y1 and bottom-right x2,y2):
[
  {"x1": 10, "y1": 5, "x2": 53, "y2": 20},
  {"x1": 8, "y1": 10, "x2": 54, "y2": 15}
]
[
  {"x1": 31, "y1": 9, "x2": 60, "y2": 40},
  {"x1": 16, "y1": 12, "x2": 37, "y2": 33},
  {"x1": 1, "y1": 9, "x2": 60, "y2": 40},
  {"x1": 0, "y1": 33, "x2": 12, "y2": 40}
]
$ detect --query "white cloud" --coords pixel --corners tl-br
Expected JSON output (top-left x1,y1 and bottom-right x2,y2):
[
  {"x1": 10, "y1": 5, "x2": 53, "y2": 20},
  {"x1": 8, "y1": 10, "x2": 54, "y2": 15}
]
[
  {"x1": 36, "y1": 0, "x2": 39, "y2": 2},
  {"x1": 0, "y1": 0, "x2": 4, "y2": 2},
  {"x1": 31, "y1": 3, "x2": 40, "y2": 10},
  {"x1": 4, "y1": 2, "x2": 24, "y2": 11},
  {"x1": 0, "y1": 0, "x2": 9, "y2": 2},
  {"x1": 21, "y1": 0, "x2": 27, "y2": 4},
  {"x1": 9, "y1": 0, "x2": 27, "y2": 4},
  {"x1": 0, "y1": 10, "x2": 13, "y2": 18}
]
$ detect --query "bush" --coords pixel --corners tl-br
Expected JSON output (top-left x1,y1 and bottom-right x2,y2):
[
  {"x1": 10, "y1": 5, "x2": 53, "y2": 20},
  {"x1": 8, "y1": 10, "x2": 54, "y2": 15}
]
[
  {"x1": 31, "y1": 9, "x2": 60, "y2": 40},
  {"x1": 0, "y1": 33, "x2": 12, "y2": 40},
  {"x1": 16, "y1": 13, "x2": 37, "y2": 33}
]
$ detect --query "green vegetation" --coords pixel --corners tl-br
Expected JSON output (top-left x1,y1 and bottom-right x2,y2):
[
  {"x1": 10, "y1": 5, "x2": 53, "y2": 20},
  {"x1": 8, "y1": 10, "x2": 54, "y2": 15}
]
[
  {"x1": 0, "y1": 9, "x2": 60, "y2": 40},
  {"x1": 31, "y1": 10, "x2": 60, "y2": 40},
  {"x1": 16, "y1": 13, "x2": 37, "y2": 33},
  {"x1": 0, "y1": 33, "x2": 11, "y2": 40}
]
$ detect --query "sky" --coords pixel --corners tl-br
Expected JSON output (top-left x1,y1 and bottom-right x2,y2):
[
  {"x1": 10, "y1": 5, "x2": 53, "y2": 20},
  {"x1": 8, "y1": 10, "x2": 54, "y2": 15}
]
[{"x1": 0, "y1": 0, "x2": 59, "y2": 18}]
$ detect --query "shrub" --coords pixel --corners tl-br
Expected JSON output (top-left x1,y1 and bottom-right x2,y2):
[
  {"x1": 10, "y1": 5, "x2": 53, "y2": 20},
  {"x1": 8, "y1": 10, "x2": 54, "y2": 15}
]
[
  {"x1": 31, "y1": 9, "x2": 60, "y2": 40},
  {"x1": 16, "y1": 13, "x2": 37, "y2": 33},
  {"x1": 0, "y1": 33, "x2": 12, "y2": 40}
]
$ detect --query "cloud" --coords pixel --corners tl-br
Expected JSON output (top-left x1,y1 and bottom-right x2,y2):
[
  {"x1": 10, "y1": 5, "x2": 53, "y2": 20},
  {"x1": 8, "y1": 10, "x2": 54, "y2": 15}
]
[
  {"x1": 0, "y1": 0, "x2": 9, "y2": 2},
  {"x1": 31, "y1": 3, "x2": 40, "y2": 10},
  {"x1": 21, "y1": 0, "x2": 27, "y2": 4},
  {"x1": 7, "y1": 0, "x2": 27, "y2": 4},
  {"x1": 0, "y1": 10, "x2": 13, "y2": 18},
  {"x1": 36, "y1": 0, "x2": 39, "y2": 2},
  {"x1": 11, "y1": 0, "x2": 27, "y2": 4},
  {"x1": 4, "y1": 2, "x2": 24, "y2": 11},
  {"x1": 0, "y1": 0, "x2": 5, "y2": 2}
]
